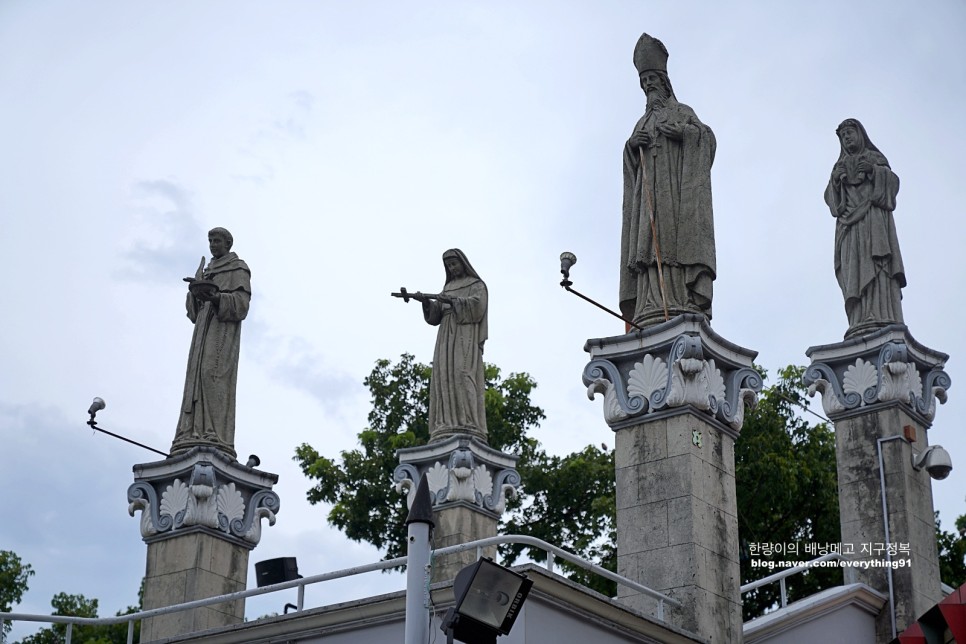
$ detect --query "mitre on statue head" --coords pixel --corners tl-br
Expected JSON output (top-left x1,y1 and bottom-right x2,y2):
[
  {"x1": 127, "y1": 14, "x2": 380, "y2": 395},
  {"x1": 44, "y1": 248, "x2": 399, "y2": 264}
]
[{"x1": 633, "y1": 33, "x2": 669, "y2": 75}]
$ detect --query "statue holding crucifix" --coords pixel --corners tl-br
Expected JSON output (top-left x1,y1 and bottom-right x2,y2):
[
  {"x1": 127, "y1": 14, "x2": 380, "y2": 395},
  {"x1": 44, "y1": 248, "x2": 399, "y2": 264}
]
[
  {"x1": 619, "y1": 33, "x2": 717, "y2": 329},
  {"x1": 392, "y1": 249, "x2": 488, "y2": 444}
]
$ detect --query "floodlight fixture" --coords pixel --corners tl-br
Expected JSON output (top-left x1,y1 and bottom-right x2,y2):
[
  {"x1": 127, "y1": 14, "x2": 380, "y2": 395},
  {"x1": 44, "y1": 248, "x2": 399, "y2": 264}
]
[
  {"x1": 84, "y1": 396, "x2": 169, "y2": 457},
  {"x1": 88, "y1": 397, "x2": 106, "y2": 420},
  {"x1": 559, "y1": 251, "x2": 577, "y2": 285},
  {"x1": 440, "y1": 557, "x2": 532, "y2": 644},
  {"x1": 557, "y1": 250, "x2": 644, "y2": 331}
]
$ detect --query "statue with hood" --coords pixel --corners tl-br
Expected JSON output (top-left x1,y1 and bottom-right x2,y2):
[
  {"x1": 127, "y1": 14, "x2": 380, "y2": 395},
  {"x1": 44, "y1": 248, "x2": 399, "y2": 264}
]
[
  {"x1": 171, "y1": 227, "x2": 251, "y2": 458},
  {"x1": 825, "y1": 118, "x2": 905, "y2": 338},
  {"x1": 620, "y1": 33, "x2": 717, "y2": 328},
  {"x1": 408, "y1": 249, "x2": 488, "y2": 443}
]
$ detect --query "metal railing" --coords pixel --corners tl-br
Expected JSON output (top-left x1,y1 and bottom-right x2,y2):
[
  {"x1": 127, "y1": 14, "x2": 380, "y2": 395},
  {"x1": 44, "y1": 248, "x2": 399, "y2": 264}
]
[
  {"x1": 1, "y1": 534, "x2": 679, "y2": 643},
  {"x1": 739, "y1": 552, "x2": 854, "y2": 610}
]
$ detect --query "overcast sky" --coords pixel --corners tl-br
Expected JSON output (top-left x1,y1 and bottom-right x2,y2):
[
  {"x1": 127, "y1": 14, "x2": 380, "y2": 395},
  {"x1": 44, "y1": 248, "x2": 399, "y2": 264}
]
[{"x1": 2, "y1": 1, "x2": 965, "y2": 639}]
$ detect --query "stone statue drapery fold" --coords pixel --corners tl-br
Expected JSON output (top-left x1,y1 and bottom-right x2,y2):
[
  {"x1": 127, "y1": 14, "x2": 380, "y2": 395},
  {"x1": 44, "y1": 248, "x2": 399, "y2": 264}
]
[
  {"x1": 423, "y1": 250, "x2": 488, "y2": 443},
  {"x1": 172, "y1": 248, "x2": 250, "y2": 458},
  {"x1": 824, "y1": 118, "x2": 905, "y2": 338},
  {"x1": 619, "y1": 34, "x2": 717, "y2": 328}
]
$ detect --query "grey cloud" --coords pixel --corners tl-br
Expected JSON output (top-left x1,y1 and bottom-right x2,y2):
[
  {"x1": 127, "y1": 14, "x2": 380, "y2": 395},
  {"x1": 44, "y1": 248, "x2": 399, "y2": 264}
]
[
  {"x1": 245, "y1": 320, "x2": 357, "y2": 407},
  {"x1": 116, "y1": 179, "x2": 204, "y2": 283},
  {"x1": 231, "y1": 91, "x2": 315, "y2": 185},
  {"x1": 0, "y1": 403, "x2": 145, "y2": 634},
  {"x1": 290, "y1": 90, "x2": 314, "y2": 112}
]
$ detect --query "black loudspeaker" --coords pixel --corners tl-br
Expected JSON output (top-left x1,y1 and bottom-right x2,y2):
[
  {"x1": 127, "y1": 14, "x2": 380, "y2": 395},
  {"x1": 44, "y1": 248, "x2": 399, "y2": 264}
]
[{"x1": 255, "y1": 557, "x2": 300, "y2": 587}]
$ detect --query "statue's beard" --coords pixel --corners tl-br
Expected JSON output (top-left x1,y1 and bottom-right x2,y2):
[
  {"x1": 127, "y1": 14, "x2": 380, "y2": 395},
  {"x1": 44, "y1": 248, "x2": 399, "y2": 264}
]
[{"x1": 645, "y1": 88, "x2": 668, "y2": 110}]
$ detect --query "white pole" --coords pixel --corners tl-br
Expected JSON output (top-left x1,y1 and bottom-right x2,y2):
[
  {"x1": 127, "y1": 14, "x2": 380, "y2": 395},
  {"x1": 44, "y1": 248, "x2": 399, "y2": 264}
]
[
  {"x1": 404, "y1": 475, "x2": 434, "y2": 644},
  {"x1": 405, "y1": 521, "x2": 431, "y2": 644}
]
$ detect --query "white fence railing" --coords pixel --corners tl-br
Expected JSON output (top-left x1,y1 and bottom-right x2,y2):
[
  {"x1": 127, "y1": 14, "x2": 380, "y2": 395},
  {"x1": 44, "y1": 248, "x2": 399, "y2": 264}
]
[
  {"x1": 740, "y1": 552, "x2": 854, "y2": 609},
  {"x1": 1, "y1": 534, "x2": 679, "y2": 643}
]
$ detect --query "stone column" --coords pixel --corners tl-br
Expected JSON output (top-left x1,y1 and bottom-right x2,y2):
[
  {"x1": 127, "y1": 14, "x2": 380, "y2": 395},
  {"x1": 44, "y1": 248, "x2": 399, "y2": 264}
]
[
  {"x1": 805, "y1": 325, "x2": 951, "y2": 642},
  {"x1": 394, "y1": 436, "x2": 520, "y2": 582},
  {"x1": 583, "y1": 314, "x2": 760, "y2": 642},
  {"x1": 128, "y1": 447, "x2": 279, "y2": 642}
]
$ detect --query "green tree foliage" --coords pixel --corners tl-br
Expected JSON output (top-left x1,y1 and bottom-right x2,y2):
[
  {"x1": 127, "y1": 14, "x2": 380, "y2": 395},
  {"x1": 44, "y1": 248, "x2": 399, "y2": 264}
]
[
  {"x1": 937, "y1": 513, "x2": 966, "y2": 588},
  {"x1": 14, "y1": 584, "x2": 142, "y2": 644},
  {"x1": 736, "y1": 365, "x2": 840, "y2": 619},
  {"x1": 295, "y1": 354, "x2": 555, "y2": 561},
  {"x1": 295, "y1": 354, "x2": 434, "y2": 556},
  {"x1": 503, "y1": 445, "x2": 616, "y2": 595},
  {"x1": 296, "y1": 353, "x2": 619, "y2": 594},
  {"x1": 295, "y1": 356, "x2": 963, "y2": 613},
  {"x1": 18, "y1": 593, "x2": 99, "y2": 644},
  {"x1": 1, "y1": 550, "x2": 34, "y2": 637}
]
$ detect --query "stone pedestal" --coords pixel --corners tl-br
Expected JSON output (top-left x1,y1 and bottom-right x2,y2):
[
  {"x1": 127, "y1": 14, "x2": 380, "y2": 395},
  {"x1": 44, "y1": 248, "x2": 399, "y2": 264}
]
[
  {"x1": 583, "y1": 314, "x2": 760, "y2": 642},
  {"x1": 394, "y1": 436, "x2": 520, "y2": 582},
  {"x1": 128, "y1": 447, "x2": 279, "y2": 642},
  {"x1": 805, "y1": 325, "x2": 951, "y2": 642}
]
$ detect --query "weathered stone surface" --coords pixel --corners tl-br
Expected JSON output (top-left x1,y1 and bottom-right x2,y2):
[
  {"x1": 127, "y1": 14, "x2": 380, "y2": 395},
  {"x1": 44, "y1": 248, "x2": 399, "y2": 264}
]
[
  {"x1": 591, "y1": 317, "x2": 753, "y2": 640},
  {"x1": 617, "y1": 500, "x2": 669, "y2": 554},
  {"x1": 128, "y1": 446, "x2": 279, "y2": 547},
  {"x1": 431, "y1": 505, "x2": 499, "y2": 583},
  {"x1": 805, "y1": 325, "x2": 949, "y2": 426},
  {"x1": 620, "y1": 34, "x2": 717, "y2": 328},
  {"x1": 172, "y1": 227, "x2": 251, "y2": 458},
  {"x1": 394, "y1": 435, "x2": 520, "y2": 516},
  {"x1": 614, "y1": 411, "x2": 741, "y2": 641},
  {"x1": 831, "y1": 405, "x2": 943, "y2": 641},
  {"x1": 584, "y1": 314, "x2": 760, "y2": 434},
  {"x1": 141, "y1": 532, "x2": 248, "y2": 642},
  {"x1": 401, "y1": 249, "x2": 489, "y2": 443},
  {"x1": 825, "y1": 119, "x2": 906, "y2": 339},
  {"x1": 131, "y1": 448, "x2": 278, "y2": 642},
  {"x1": 394, "y1": 436, "x2": 519, "y2": 584},
  {"x1": 807, "y1": 326, "x2": 950, "y2": 638}
]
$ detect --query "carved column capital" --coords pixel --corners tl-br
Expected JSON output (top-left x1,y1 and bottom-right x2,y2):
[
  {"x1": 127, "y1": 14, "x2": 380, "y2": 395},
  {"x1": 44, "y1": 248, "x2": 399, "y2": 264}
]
[
  {"x1": 393, "y1": 436, "x2": 521, "y2": 517},
  {"x1": 127, "y1": 447, "x2": 280, "y2": 548},
  {"x1": 582, "y1": 314, "x2": 761, "y2": 436},
  {"x1": 805, "y1": 325, "x2": 951, "y2": 425}
]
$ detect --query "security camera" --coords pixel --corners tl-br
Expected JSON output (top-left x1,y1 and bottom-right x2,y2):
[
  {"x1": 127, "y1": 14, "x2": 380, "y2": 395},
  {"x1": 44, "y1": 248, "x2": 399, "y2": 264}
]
[{"x1": 912, "y1": 445, "x2": 953, "y2": 481}]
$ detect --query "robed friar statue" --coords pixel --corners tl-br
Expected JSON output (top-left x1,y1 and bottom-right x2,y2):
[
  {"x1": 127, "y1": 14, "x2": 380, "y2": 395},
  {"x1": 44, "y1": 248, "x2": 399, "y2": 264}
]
[
  {"x1": 825, "y1": 118, "x2": 905, "y2": 339},
  {"x1": 171, "y1": 227, "x2": 251, "y2": 458},
  {"x1": 619, "y1": 33, "x2": 717, "y2": 328}
]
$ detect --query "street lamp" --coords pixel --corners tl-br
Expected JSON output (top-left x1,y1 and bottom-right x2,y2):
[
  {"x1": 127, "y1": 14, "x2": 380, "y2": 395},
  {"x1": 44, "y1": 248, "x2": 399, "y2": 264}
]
[{"x1": 440, "y1": 557, "x2": 533, "y2": 644}]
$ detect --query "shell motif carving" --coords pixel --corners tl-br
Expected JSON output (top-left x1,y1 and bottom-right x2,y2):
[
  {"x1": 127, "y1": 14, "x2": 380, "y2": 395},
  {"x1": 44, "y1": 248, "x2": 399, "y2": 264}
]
[
  {"x1": 425, "y1": 461, "x2": 450, "y2": 503},
  {"x1": 843, "y1": 359, "x2": 878, "y2": 398},
  {"x1": 473, "y1": 465, "x2": 493, "y2": 506},
  {"x1": 131, "y1": 474, "x2": 278, "y2": 544},
  {"x1": 627, "y1": 355, "x2": 668, "y2": 407},
  {"x1": 707, "y1": 360, "x2": 727, "y2": 411},
  {"x1": 393, "y1": 458, "x2": 521, "y2": 515},
  {"x1": 806, "y1": 339, "x2": 949, "y2": 424},
  {"x1": 217, "y1": 483, "x2": 246, "y2": 533},
  {"x1": 160, "y1": 479, "x2": 190, "y2": 528}
]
